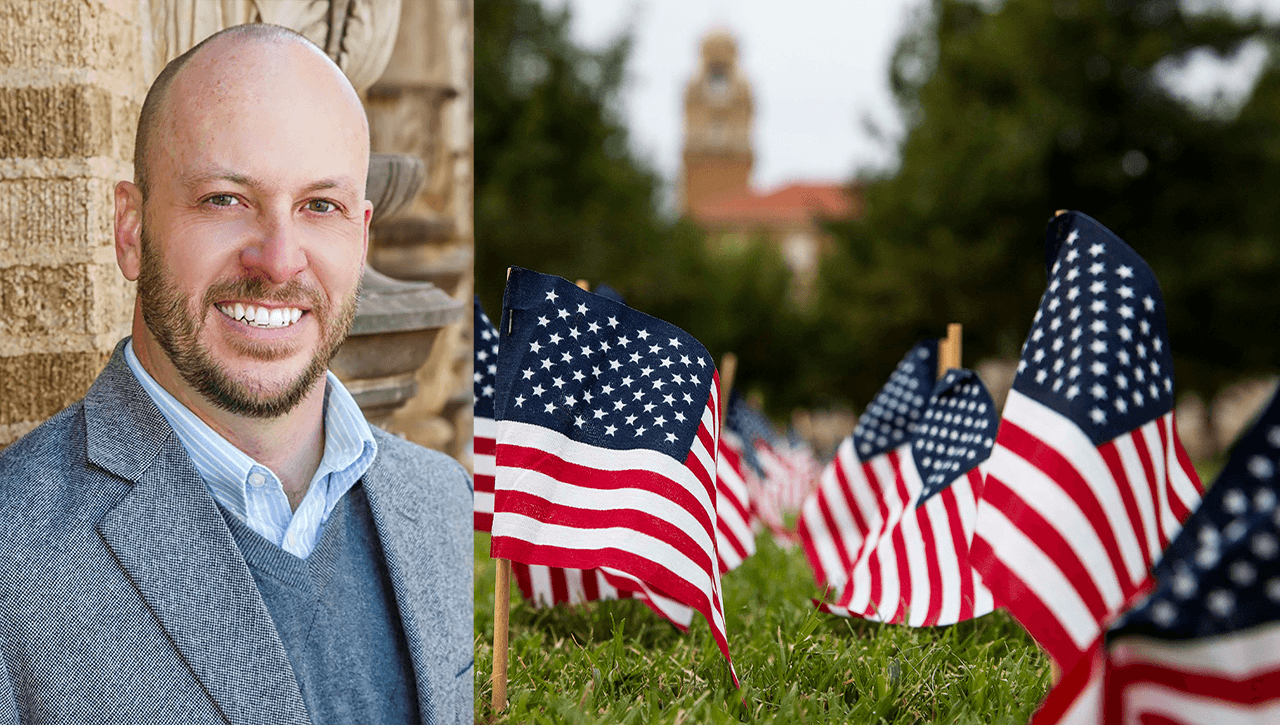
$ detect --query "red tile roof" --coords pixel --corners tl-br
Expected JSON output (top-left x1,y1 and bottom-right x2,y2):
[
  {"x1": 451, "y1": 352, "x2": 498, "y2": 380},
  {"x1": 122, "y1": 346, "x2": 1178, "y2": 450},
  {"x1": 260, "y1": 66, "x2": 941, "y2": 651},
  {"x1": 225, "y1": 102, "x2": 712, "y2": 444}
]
[{"x1": 691, "y1": 182, "x2": 859, "y2": 227}]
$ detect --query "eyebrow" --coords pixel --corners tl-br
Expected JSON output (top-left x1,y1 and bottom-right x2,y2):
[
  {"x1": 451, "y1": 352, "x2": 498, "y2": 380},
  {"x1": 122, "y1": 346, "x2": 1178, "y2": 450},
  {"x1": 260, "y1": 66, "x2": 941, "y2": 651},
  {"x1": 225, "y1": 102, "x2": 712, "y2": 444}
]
[{"x1": 179, "y1": 170, "x2": 360, "y2": 197}]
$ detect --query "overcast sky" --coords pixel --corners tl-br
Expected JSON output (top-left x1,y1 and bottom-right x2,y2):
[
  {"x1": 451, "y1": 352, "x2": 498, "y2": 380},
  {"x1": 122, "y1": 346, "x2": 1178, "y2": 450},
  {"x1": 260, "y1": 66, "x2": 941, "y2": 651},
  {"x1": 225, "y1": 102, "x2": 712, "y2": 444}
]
[{"x1": 542, "y1": 0, "x2": 1280, "y2": 198}]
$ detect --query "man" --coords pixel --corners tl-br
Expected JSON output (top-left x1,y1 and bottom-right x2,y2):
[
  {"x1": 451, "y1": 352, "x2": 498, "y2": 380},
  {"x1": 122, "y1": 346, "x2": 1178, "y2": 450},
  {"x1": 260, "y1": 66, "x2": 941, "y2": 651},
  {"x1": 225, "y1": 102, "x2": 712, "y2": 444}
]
[{"x1": 0, "y1": 24, "x2": 472, "y2": 724}]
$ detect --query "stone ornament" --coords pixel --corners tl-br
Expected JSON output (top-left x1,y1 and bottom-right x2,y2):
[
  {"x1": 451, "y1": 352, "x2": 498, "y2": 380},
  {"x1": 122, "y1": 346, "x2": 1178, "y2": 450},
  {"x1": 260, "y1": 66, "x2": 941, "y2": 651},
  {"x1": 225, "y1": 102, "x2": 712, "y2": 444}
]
[{"x1": 147, "y1": 0, "x2": 402, "y2": 93}]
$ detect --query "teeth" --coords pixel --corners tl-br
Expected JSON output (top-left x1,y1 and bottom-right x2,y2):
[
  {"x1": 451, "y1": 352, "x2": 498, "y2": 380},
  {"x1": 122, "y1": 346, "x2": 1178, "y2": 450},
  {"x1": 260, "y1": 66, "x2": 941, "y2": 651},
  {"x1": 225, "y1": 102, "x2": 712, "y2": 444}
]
[{"x1": 216, "y1": 303, "x2": 304, "y2": 329}]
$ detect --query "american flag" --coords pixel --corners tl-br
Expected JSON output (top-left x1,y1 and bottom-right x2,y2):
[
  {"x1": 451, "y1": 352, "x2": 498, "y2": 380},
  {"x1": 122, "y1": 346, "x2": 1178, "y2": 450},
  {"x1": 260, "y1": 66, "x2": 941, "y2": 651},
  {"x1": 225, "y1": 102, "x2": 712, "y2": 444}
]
[
  {"x1": 715, "y1": 429, "x2": 758, "y2": 573},
  {"x1": 726, "y1": 396, "x2": 801, "y2": 543},
  {"x1": 1033, "y1": 389, "x2": 1280, "y2": 725},
  {"x1": 797, "y1": 340, "x2": 937, "y2": 593},
  {"x1": 489, "y1": 267, "x2": 736, "y2": 683},
  {"x1": 778, "y1": 433, "x2": 825, "y2": 511},
  {"x1": 970, "y1": 211, "x2": 1202, "y2": 673},
  {"x1": 811, "y1": 366, "x2": 998, "y2": 626},
  {"x1": 474, "y1": 297, "x2": 499, "y2": 532}
]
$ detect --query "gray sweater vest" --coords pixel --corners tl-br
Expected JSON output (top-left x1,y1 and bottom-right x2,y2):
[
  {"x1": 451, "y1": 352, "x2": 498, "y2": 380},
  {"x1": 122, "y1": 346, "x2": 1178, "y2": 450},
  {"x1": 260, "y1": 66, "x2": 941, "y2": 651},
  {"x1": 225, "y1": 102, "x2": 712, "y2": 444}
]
[{"x1": 221, "y1": 485, "x2": 423, "y2": 724}]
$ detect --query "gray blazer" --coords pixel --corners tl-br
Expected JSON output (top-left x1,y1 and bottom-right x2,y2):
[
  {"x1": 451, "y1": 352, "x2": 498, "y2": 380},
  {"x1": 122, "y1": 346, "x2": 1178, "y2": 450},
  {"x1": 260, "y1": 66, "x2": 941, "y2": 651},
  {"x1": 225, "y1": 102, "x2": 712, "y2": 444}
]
[{"x1": 0, "y1": 343, "x2": 473, "y2": 724}]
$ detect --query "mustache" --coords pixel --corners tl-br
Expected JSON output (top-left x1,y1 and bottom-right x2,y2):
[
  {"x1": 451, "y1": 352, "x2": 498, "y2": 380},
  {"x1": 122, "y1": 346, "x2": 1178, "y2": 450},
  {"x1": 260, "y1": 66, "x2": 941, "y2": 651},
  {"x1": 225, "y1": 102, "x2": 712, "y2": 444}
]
[{"x1": 201, "y1": 277, "x2": 327, "y2": 313}]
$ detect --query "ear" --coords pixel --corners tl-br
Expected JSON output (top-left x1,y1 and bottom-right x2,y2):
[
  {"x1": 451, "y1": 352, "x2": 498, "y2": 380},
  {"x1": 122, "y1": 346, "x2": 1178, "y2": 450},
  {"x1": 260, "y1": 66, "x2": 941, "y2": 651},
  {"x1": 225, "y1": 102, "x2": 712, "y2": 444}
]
[
  {"x1": 360, "y1": 198, "x2": 373, "y2": 261},
  {"x1": 114, "y1": 180, "x2": 144, "y2": 281}
]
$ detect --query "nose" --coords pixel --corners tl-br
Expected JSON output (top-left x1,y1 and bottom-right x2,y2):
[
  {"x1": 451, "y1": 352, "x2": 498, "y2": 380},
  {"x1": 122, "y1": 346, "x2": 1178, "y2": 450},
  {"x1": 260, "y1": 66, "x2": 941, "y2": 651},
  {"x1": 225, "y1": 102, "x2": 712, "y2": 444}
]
[{"x1": 239, "y1": 208, "x2": 307, "y2": 284}]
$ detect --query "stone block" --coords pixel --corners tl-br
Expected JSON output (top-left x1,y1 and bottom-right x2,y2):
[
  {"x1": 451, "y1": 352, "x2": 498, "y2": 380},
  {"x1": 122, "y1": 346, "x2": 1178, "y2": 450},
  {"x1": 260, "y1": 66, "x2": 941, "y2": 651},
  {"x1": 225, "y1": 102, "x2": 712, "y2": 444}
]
[
  {"x1": 0, "y1": 85, "x2": 116, "y2": 159},
  {"x1": 0, "y1": 176, "x2": 116, "y2": 267},
  {"x1": 0, "y1": 263, "x2": 92, "y2": 340},
  {"x1": 0, "y1": 0, "x2": 141, "y2": 86},
  {"x1": 0, "y1": 349, "x2": 107, "y2": 427}
]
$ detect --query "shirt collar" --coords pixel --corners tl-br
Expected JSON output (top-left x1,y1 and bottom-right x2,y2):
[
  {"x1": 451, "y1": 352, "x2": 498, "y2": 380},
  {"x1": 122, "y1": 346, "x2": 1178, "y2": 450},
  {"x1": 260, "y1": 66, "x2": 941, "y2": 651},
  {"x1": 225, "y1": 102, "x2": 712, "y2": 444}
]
[{"x1": 122, "y1": 339, "x2": 377, "y2": 519}]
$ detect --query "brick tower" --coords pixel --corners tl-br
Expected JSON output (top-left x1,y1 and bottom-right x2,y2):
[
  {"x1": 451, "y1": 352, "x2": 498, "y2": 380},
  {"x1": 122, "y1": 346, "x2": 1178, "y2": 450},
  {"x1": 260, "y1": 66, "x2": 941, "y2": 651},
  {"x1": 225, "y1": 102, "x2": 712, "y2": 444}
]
[{"x1": 679, "y1": 30, "x2": 753, "y2": 216}]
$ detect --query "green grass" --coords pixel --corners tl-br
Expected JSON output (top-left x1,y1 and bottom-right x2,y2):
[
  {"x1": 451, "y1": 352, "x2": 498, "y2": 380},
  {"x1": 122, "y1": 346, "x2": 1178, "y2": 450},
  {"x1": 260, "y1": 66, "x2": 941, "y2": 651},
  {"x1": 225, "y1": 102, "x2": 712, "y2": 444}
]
[{"x1": 475, "y1": 533, "x2": 1052, "y2": 723}]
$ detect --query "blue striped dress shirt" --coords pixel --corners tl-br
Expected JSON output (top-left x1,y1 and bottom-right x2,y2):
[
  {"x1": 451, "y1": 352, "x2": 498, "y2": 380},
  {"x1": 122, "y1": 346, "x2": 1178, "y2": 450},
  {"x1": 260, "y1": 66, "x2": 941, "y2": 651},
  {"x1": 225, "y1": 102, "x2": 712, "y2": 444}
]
[{"x1": 124, "y1": 340, "x2": 377, "y2": 559}]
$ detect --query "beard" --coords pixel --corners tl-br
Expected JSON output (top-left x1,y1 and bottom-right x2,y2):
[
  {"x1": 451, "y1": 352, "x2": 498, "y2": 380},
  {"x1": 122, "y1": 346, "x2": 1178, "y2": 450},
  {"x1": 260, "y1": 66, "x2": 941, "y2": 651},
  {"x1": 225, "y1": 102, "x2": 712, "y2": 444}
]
[{"x1": 136, "y1": 227, "x2": 360, "y2": 419}]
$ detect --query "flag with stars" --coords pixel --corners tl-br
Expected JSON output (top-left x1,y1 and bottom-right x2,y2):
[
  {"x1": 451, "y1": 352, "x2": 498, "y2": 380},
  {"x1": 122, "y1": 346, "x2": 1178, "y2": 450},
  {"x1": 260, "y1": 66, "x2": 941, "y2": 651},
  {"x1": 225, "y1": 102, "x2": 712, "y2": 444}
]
[
  {"x1": 814, "y1": 368, "x2": 999, "y2": 626},
  {"x1": 489, "y1": 267, "x2": 736, "y2": 684},
  {"x1": 474, "y1": 297, "x2": 499, "y2": 532},
  {"x1": 970, "y1": 211, "x2": 1202, "y2": 674},
  {"x1": 797, "y1": 341, "x2": 937, "y2": 593},
  {"x1": 715, "y1": 428, "x2": 758, "y2": 573},
  {"x1": 1032, "y1": 389, "x2": 1280, "y2": 725}
]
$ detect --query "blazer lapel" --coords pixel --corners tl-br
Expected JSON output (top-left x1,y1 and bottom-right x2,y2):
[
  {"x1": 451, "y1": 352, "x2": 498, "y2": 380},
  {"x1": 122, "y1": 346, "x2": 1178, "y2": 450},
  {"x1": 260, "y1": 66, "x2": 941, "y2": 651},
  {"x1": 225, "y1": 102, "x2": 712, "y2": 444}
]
[
  {"x1": 87, "y1": 344, "x2": 310, "y2": 725},
  {"x1": 364, "y1": 461, "x2": 453, "y2": 724}
]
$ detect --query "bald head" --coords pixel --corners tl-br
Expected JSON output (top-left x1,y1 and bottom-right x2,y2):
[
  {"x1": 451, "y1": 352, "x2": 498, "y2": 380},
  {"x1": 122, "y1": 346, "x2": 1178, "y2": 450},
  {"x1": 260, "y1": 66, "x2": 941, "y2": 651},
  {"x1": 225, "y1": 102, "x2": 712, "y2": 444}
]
[{"x1": 133, "y1": 23, "x2": 369, "y2": 200}]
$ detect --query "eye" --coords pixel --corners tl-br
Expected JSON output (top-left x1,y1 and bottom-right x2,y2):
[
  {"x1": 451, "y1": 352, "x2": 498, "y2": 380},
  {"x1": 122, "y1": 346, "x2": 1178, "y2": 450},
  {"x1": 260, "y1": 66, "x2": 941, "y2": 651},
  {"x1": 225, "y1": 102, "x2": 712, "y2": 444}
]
[
  {"x1": 306, "y1": 199, "x2": 338, "y2": 214},
  {"x1": 204, "y1": 193, "x2": 240, "y2": 207}
]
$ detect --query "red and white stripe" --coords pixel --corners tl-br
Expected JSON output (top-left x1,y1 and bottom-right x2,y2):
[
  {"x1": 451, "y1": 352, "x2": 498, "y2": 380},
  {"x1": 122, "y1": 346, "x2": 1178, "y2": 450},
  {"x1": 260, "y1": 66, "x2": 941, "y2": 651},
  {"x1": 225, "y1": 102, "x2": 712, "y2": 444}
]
[
  {"x1": 474, "y1": 414, "x2": 495, "y2": 532},
  {"x1": 1034, "y1": 623, "x2": 1280, "y2": 724},
  {"x1": 798, "y1": 437, "x2": 876, "y2": 592},
  {"x1": 778, "y1": 440, "x2": 824, "y2": 511},
  {"x1": 746, "y1": 441, "x2": 801, "y2": 547},
  {"x1": 971, "y1": 389, "x2": 1202, "y2": 671},
  {"x1": 715, "y1": 430, "x2": 756, "y2": 573},
  {"x1": 1031, "y1": 641, "x2": 1106, "y2": 725},
  {"x1": 510, "y1": 562, "x2": 696, "y2": 628},
  {"x1": 757, "y1": 440, "x2": 816, "y2": 519},
  {"x1": 814, "y1": 444, "x2": 994, "y2": 626},
  {"x1": 491, "y1": 374, "x2": 736, "y2": 683}
]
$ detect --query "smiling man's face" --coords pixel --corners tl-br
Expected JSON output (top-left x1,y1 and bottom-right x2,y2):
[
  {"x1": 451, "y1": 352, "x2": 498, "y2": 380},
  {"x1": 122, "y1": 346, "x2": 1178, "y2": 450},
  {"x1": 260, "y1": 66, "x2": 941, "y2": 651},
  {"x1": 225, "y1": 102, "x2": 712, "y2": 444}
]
[{"x1": 121, "y1": 34, "x2": 372, "y2": 419}]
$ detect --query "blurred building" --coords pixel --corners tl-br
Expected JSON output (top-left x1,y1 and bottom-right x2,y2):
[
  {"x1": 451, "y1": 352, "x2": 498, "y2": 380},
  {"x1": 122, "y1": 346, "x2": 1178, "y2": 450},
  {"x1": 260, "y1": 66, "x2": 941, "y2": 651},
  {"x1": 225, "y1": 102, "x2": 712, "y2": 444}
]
[{"x1": 679, "y1": 29, "x2": 859, "y2": 302}]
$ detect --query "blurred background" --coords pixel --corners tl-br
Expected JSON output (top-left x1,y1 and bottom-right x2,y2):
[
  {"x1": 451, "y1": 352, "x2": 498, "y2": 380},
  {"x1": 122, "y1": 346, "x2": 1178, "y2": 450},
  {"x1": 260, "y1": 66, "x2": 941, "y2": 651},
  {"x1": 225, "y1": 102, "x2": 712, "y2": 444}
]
[{"x1": 476, "y1": 0, "x2": 1280, "y2": 463}]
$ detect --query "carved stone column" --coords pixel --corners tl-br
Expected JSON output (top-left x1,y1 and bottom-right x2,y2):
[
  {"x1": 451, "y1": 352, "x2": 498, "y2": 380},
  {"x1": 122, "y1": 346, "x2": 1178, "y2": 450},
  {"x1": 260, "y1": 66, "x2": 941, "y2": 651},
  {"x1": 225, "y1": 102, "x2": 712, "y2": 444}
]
[{"x1": 364, "y1": 0, "x2": 474, "y2": 457}]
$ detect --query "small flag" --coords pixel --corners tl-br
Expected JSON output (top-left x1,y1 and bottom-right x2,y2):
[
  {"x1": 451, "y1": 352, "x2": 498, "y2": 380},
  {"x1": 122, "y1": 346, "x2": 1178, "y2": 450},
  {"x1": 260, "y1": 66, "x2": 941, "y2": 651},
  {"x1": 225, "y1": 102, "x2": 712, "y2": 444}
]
[
  {"x1": 971, "y1": 211, "x2": 1202, "y2": 673},
  {"x1": 815, "y1": 368, "x2": 998, "y2": 626},
  {"x1": 489, "y1": 268, "x2": 736, "y2": 684},
  {"x1": 474, "y1": 297, "x2": 499, "y2": 532},
  {"x1": 1033, "y1": 389, "x2": 1280, "y2": 724},
  {"x1": 797, "y1": 341, "x2": 937, "y2": 593},
  {"x1": 726, "y1": 396, "x2": 800, "y2": 543}
]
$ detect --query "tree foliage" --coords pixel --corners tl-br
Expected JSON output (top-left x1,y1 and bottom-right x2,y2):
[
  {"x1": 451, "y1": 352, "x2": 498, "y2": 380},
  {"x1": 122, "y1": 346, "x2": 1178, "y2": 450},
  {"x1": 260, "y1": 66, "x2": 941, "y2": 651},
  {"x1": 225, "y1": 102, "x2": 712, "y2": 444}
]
[{"x1": 818, "y1": 0, "x2": 1280, "y2": 404}]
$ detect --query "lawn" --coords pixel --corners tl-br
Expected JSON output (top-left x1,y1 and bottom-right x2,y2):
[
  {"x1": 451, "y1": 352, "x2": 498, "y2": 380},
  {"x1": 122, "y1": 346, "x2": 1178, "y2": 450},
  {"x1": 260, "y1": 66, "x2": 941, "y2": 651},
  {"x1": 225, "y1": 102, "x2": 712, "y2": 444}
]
[{"x1": 475, "y1": 532, "x2": 1053, "y2": 724}]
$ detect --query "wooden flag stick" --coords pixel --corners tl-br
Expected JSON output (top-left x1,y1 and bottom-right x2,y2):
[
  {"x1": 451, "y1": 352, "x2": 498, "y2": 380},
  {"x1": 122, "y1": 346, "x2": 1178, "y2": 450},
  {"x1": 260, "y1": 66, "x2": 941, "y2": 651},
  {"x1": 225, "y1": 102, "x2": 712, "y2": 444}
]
[
  {"x1": 492, "y1": 558, "x2": 511, "y2": 712},
  {"x1": 575, "y1": 279, "x2": 590, "y2": 291},
  {"x1": 719, "y1": 352, "x2": 738, "y2": 420},
  {"x1": 937, "y1": 323, "x2": 963, "y2": 379},
  {"x1": 493, "y1": 265, "x2": 516, "y2": 712}
]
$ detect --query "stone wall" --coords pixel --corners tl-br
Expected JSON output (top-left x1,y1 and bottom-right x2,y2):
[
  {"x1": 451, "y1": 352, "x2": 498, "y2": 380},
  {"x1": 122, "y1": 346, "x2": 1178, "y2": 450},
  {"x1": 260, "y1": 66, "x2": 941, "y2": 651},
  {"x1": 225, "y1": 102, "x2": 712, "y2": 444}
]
[{"x1": 0, "y1": 0, "x2": 142, "y2": 447}]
